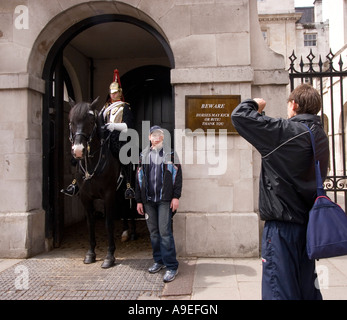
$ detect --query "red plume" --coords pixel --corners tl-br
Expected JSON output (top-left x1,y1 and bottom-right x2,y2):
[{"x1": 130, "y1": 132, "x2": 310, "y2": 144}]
[
  {"x1": 112, "y1": 69, "x2": 124, "y2": 101},
  {"x1": 113, "y1": 69, "x2": 122, "y2": 88}
]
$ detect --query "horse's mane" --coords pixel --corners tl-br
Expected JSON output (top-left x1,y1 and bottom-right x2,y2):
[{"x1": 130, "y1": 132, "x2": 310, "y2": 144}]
[{"x1": 69, "y1": 102, "x2": 91, "y2": 122}]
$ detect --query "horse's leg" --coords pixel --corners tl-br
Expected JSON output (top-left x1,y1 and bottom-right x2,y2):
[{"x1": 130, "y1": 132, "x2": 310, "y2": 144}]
[
  {"x1": 119, "y1": 193, "x2": 130, "y2": 242},
  {"x1": 121, "y1": 199, "x2": 138, "y2": 241},
  {"x1": 121, "y1": 218, "x2": 130, "y2": 242},
  {"x1": 82, "y1": 198, "x2": 96, "y2": 264},
  {"x1": 130, "y1": 216, "x2": 137, "y2": 240},
  {"x1": 129, "y1": 199, "x2": 137, "y2": 240},
  {"x1": 101, "y1": 193, "x2": 116, "y2": 269}
]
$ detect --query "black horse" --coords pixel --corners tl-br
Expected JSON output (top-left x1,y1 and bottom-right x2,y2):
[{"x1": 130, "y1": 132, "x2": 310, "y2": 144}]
[{"x1": 68, "y1": 97, "x2": 121, "y2": 268}]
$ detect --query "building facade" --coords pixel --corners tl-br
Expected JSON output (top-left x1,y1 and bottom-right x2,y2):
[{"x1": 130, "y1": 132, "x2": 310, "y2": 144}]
[
  {"x1": 258, "y1": 0, "x2": 329, "y2": 73},
  {"x1": 0, "y1": 0, "x2": 289, "y2": 258}
]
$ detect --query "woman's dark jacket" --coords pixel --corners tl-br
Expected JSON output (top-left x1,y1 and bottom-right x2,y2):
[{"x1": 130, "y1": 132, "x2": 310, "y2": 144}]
[
  {"x1": 231, "y1": 99, "x2": 329, "y2": 224},
  {"x1": 135, "y1": 146, "x2": 183, "y2": 204}
]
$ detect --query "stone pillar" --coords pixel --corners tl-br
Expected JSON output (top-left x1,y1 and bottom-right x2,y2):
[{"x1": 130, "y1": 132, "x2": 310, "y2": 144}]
[
  {"x1": 170, "y1": 0, "x2": 288, "y2": 257},
  {"x1": 0, "y1": 75, "x2": 46, "y2": 258}
]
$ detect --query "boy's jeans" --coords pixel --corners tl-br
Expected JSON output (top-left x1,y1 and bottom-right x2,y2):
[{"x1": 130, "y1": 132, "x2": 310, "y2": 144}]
[{"x1": 144, "y1": 201, "x2": 179, "y2": 271}]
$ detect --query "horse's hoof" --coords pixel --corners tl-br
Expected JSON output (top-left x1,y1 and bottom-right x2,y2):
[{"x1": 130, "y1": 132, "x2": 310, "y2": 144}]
[
  {"x1": 121, "y1": 230, "x2": 130, "y2": 242},
  {"x1": 83, "y1": 253, "x2": 96, "y2": 264},
  {"x1": 101, "y1": 257, "x2": 115, "y2": 269}
]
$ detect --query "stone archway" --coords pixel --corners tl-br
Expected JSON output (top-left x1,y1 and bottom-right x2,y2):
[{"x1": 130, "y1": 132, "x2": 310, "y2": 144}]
[
  {"x1": 27, "y1": 2, "x2": 175, "y2": 249},
  {"x1": 27, "y1": 2, "x2": 173, "y2": 77}
]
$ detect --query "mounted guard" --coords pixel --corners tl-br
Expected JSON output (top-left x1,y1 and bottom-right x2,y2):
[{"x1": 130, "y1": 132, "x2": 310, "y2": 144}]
[
  {"x1": 61, "y1": 69, "x2": 134, "y2": 198},
  {"x1": 67, "y1": 96, "x2": 121, "y2": 268},
  {"x1": 62, "y1": 69, "x2": 137, "y2": 250}
]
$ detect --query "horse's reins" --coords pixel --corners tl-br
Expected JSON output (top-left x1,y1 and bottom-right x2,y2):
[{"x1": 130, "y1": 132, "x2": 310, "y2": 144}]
[{"x1": 79, "y1": 140, "x2": 106, "y2": 181}]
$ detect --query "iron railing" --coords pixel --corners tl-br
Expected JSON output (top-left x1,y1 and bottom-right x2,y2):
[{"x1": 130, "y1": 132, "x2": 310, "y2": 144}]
[{"x1": 289, "y1": 49, "x2": 347, "y2": 211}]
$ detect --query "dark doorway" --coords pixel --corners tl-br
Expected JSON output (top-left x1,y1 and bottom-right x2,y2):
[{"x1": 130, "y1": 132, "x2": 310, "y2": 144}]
[{"x1": 121, "y1": 65, "x2": 174, "y2": 148}]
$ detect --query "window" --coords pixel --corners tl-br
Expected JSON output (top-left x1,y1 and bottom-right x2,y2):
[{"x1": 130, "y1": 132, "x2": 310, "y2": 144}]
[
  {"x1": 304, "y1": 34, "x2": 317, "y2": 47},
  {"x1": 261, "y1": 29, "x2": 269, "y2": 45},
  {"x1": 262, "y1": 30, "x2": 267, "y2": 41}
]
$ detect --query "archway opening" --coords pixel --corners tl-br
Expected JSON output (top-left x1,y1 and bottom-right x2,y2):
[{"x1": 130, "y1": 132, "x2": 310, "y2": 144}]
[{"x1": 42, "y1": 15, "x2": 174, "y2": 249}]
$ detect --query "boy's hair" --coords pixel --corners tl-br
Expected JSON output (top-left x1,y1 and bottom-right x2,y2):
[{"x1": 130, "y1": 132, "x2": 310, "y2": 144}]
[{"x1": 288, "y1": 84, "x2": 322, "y2": 115}]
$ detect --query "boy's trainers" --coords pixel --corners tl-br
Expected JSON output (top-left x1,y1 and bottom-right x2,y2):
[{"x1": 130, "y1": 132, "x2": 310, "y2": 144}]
[
  {"x1": 148, "y1": 263, "x2": 166, "y2": 274},
  {"x1": 163, "y1": 269, "x2": 178, "y2": 282}
]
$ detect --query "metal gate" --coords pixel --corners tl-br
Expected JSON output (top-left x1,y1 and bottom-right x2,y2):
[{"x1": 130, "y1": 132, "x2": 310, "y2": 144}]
[{"x1": 289, "y1": 49, "x2": 347, "y2": 210}]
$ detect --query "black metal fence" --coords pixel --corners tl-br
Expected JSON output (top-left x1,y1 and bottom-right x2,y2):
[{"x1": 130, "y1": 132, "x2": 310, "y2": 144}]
[{"x1": 289, "y1": 49, "x2": 347, "y2": 210}]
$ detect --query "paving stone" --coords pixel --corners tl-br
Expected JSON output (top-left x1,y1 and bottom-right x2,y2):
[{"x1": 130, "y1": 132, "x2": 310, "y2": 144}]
[{"x1": 0, "y1": 258, "x2": 165, "y2": 300}]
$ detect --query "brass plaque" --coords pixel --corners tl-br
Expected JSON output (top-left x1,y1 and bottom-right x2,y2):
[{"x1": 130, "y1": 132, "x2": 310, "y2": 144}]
[{"x1": 185, "y1": 95, "x2": 241, "y2": 134}]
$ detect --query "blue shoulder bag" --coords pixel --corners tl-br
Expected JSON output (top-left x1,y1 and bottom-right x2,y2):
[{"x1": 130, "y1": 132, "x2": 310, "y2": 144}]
[{"x1": 304, "y1": 124, "x2": 347, "y2": 260}]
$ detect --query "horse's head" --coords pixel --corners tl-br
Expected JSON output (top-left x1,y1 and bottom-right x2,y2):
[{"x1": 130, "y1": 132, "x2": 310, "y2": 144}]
[{"x1": 69, "y1": 97, "x2": 99, "y2": 159}]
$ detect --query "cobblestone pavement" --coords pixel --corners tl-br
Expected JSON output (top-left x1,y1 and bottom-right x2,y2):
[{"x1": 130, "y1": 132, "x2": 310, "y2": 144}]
[
  {"x1": 0, "y1": 219, "x2": 170, "y2": 300},
  {"x1": 3, "y1": 217, "x2": 347, "y2": 302},
  {"x1": 0, "y1": 258, "x2": 165, "y2": 300}
]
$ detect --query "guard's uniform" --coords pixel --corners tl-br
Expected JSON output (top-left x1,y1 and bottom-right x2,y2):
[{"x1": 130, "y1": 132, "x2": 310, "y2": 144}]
[
  {"x1": 100, "y1": 99, "x2": 133, "y2": 157},
  {"x1": 102, "y1": 72, "x2": 135, "y2": 200}
]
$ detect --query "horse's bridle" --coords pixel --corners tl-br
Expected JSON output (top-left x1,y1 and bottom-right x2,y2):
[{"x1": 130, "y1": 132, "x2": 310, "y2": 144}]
[
  {"x1": 69, "y1": 110, "x2": 106, "y2": 181},
  {"x1": 69, "y1": 110, "x2": 98, "y2": 151}
]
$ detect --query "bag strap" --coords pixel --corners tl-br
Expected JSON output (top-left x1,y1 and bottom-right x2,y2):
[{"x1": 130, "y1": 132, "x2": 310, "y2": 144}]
[{"x1": 302, "y1": 124, "x2": 325, "y2": 196}]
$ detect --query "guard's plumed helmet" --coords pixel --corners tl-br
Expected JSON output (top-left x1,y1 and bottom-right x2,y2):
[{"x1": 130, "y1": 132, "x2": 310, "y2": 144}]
[
  {"x1": 109, "y1": 81, "x2": 120, "y2": 94},
  {"x1": 109, "y1": 69, "x2": 122, "y2": 94}
]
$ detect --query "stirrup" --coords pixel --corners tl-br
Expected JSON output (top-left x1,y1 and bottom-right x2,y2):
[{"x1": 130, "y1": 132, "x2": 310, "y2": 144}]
[
  {"x1": 125, "y1": 183, "x2": 135, "y2": 199},
  {"x1": 60, "y1": 179, "x2": 79, "y2": 197}
]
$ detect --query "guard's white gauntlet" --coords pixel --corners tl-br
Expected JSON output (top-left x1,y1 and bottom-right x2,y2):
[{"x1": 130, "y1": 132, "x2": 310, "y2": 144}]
[{"x1": 106, "y1": 123, "x2": 128, "y2": 132}]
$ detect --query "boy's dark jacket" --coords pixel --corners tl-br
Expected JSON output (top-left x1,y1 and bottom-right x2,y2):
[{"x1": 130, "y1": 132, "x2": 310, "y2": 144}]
[
  {"x1": 135, "y1": 145, "x2": 182, "y2": 204},
  {"x1": 232, "y1": 99, "x2": 329, "y2": 224}
]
